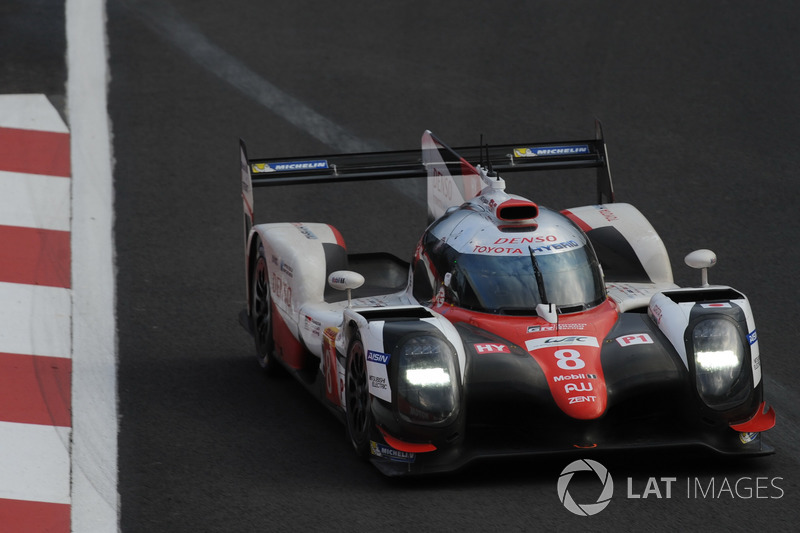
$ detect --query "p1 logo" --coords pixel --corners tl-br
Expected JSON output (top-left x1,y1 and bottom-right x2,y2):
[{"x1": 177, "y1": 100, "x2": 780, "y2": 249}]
[{"x1": 557, "y1": 459, "x2": 614, "y2": 516}]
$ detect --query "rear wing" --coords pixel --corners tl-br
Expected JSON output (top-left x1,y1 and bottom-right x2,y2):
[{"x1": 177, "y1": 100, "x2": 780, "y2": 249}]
[
  {"x1": 240, "y1": 122, "x2": 614, "y2": 233},
  {"x1": 243, "y1": 122, "x2": 612, "y2": 199}
]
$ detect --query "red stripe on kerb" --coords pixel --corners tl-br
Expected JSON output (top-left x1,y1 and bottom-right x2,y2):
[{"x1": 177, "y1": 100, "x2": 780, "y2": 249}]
[
  {"x1": 0, "y1": 127, "x2": 71, "y2": 177},
  {"x1": 0, "y1": 225, "x2": 71, "y2": 288},
  {"x1": 0, "y1": 499, "x2": 70, "y2": 533},
  {"x1": 0, "y1": 353, "x2": 71, "y2": 427}
]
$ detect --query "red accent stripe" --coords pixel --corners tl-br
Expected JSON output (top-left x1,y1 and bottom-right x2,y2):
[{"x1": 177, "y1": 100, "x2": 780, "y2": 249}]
[
  {"x1": 0, "y1": 225, "x2": 71, "y2": 288},
  {"x1": 561, "y1": 209, "x2": 593, "y2": 232},
  {"x1": 730, "y1": 401, "x2": 776, "y2": 432},
  {"x1": 378, "y1": 427, "x2": 437, "y2": 453},
  {"x1": 327, "y1": 224, "x2": 347, "y2": 250},
  {"x1": 271, "y1": 302, "x2": 307, "y2": 370},
  {"x1": 0, "y1": 127, "x2": 71, "y2": 177},
  {"x1": 459, "y1": 157, "x2": 478, "y2": 176},
  {"x1": 0, "y1": 353, "x2": 71, "y2": 427},
  {"x1": 0, "y1": 499, "x2": 70, "y2": 533}
]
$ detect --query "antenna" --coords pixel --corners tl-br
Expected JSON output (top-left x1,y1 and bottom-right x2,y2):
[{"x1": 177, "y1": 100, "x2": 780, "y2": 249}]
[{"x1": 482, "y1": 135, "x2": 497, "y2": 178}]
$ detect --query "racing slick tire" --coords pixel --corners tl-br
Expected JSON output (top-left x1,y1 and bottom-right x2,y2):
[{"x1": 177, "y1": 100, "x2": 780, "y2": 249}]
[
  {"x1": 251, "y1": 239, "x2": 278, "y2": 374},
  {"x1": 345, "y1": 333, "x2": 374, "y2": 458}
]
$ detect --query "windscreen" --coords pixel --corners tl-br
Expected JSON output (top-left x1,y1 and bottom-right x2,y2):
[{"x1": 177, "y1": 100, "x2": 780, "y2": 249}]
[{"x1": 450, "y1": 245, "x2": 605, "y2": 314}]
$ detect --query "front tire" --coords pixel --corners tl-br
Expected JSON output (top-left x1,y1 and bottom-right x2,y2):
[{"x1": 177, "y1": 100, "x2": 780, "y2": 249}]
[
  {"x1": 251, "y1": 240, "x2": 277, "y2": 373},
  {"x1": 345, "y1": 334, "x2": 373, "y2": 457}
]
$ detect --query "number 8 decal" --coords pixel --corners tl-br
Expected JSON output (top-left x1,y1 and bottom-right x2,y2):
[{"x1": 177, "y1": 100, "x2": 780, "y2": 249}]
[{"x1": 555, "y1": 348, "x2": 585, "y2": 369}]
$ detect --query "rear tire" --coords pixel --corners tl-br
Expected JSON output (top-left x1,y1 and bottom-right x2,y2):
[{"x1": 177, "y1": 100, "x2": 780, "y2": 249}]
[
  {"x1": 345, "y1": 334, "x2": 373, "y2": 457},
  {"x1": 251, "y1": 240, "x2": 278, "y2": 373}
]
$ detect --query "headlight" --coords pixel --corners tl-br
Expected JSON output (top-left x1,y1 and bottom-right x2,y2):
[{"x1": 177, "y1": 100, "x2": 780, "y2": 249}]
[
  {"x1": 397, "y1": 335, "x2": 458, "y2": 424},
  {"x1": 692, "y1": 317, "x2": 748, "y2": 409}
]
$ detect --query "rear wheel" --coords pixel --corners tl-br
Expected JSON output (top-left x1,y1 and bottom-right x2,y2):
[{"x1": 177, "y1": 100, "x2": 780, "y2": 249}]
[
  {"x1": 251, "y1": 241, "x2": 277, "y2": 373},
  {"x1": 345, "y1": 334, "x2": 373, "y2": 457}
]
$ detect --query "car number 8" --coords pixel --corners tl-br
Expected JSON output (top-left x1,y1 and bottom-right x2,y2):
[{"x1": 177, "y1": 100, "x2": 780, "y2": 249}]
[{"x1": 554, "y1": 349, "x2": 585, "y2": 369}]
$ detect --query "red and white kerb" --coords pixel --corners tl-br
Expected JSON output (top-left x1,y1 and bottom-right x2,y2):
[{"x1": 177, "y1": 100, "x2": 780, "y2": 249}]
[{"x1": 0, "y1": 94, "x2": 72, "y2": 532}]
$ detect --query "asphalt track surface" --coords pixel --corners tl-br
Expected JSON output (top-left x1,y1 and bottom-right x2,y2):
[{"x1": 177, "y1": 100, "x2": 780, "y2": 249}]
[{"x1": 47, "y1": 0, "x2": 800, "y2": 530}]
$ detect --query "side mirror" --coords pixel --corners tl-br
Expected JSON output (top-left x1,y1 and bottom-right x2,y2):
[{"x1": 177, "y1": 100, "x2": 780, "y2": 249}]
[
  {"x1": 328, "y1": 270, "x2": 365, "y2": 307},
  {"x1": 684, "y1": 249, "x2": 717, "y2": 287},
  {"x1": 536, "y1": 303, "x2": 558, "y2": 324}
]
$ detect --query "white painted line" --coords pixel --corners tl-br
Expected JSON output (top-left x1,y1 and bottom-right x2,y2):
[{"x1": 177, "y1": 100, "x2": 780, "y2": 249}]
[
  {"x1": 0, "y1": 421, "x2": 71, "y2": 504},
  {"x1": 0, "y1": 282, "x2": 71, "y2": 359},
  {"x1": 124, "y1": 0, "x2": 380, "y2": 154},
  {"x1": 123, "y1": 0, "x2": 425, "y2": 205},
  {"x1": 0, "y1": 171, "x2": 71, "y2": 232},
  {"x1": 0, "y1": 94, "x2": 69, "y2": 133},
  {"x1": 66, "y1": 0, "x2": 119, "y2": 530}
]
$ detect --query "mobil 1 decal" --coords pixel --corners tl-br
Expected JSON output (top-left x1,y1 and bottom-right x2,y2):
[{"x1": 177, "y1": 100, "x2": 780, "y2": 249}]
[{"x1": 524, "y1": 335, "x2": 607, "y2": 419}]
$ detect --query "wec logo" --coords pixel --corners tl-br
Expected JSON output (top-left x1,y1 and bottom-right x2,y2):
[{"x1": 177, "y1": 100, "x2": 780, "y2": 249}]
[
  {"x1": 525, "y1": 336, "x2": 599, "y2": 351},
  {"x1": 557, "y1": 459, "x2": 614, "y2": 516}
]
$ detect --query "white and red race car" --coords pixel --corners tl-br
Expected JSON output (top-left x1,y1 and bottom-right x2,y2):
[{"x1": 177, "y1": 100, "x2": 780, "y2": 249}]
[{"x1": 239, "y1": 125, "x2": 775, "y2": 475}]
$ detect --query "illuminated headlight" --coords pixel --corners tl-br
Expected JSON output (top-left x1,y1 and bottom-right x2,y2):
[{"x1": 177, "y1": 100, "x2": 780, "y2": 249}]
[
  {"x1": 405, "y1": 367, "x2": 451, "y2": 386},
  {"x1": 696, "y1": 350, "x2": 740, "y2": 371},
  {"x1": 397, "y1": 335, "x2": 458, "y2": 424},
  {"x1": 692, "y1": 317, "x2": 748, "y2": 409}
]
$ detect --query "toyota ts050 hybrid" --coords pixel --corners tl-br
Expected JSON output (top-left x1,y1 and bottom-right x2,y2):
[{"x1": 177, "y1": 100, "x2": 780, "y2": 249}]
[{"x1": 238, "y1": 124, "x2": 776, "y2": 475}]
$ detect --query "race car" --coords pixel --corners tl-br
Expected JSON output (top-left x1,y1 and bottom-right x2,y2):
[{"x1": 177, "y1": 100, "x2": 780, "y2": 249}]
[{"x1": 238, "y1": 124, "x2": 776, "y2": 475}]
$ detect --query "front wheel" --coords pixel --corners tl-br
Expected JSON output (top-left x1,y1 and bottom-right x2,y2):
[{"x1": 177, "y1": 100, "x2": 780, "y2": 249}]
[
  {"x1": 251, "y1": 240, "x2": 278, "y2": 373},
  {"x1": 345, "y1": 334, "x2": 373, "y2": 457}
]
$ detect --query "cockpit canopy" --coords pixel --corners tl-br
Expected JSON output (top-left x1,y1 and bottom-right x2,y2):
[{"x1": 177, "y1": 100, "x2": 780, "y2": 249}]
[{"x1": 413, "y1": 204, "x2": 606, "y2": 314}]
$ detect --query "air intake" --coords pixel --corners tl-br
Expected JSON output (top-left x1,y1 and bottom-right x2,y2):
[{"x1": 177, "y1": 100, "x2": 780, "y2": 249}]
[{"x1": 496, "y1": 199, "x2": 539, "y2": 221}]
